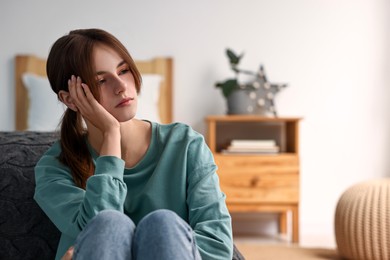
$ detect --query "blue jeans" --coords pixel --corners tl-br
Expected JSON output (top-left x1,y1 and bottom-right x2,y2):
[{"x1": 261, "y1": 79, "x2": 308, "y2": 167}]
[{"x1": 73, "y1": 209, "x2": 202, "y2": 260}]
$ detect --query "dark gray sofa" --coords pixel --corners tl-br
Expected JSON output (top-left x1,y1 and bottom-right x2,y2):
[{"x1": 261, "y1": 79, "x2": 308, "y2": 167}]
[
  {"x1": 0, "y1": 132, "x2": 60, "y2": 259},
  {"x1": 0, "y1": 131, "x2": 244, "y2": 260}
]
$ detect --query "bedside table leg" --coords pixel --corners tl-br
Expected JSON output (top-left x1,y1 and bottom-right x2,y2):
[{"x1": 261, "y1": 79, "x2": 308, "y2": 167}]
[
  {"x1": 279, "y1": 212, "x2": 287, "y2": 234},
  {"x1": 292, "y1": 206, "x2": 299, "y2": 243}
]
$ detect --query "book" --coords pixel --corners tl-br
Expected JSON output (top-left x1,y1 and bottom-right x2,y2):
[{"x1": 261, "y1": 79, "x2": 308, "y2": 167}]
[
  {"x1": 222, "y1": 139, "x2": 280, "y2": 154},
  {"x1": 230, "y1": 139, "x2": 276, "y2": 148},
  {"x1": 226, "y1": 146, "x2": 279, "y2": 153},
  {"x1": 221, "y1": 149, "x2": 279, "y2": 154}
]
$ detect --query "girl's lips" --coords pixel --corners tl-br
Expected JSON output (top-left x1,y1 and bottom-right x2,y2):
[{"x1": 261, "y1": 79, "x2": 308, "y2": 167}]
[{"x1": 116, "y1": 97, "x2": 134, "y2": 107}]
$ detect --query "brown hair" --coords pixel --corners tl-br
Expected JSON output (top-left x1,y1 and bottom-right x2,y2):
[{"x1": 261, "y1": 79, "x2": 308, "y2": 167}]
[{"x1": 46, "y1": 28, "x2": 141, "y2": 189}]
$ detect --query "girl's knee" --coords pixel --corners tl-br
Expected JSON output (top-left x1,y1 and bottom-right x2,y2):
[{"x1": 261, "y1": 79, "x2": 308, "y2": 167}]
[
  {"x1": 89, "y1": 209, "x2": 135, "y2": 231},
  {"x1": 137, "y1": 209, "x2": 190, "y2": 235},
  {"x1": 140, "y1": 209, "x2": 179, "y2": 225},
  {"x1": 133, "y1": 210, "x2": 197, "y2": 259},
  {"x1": 74, "y1": 210, "x2": 134, "y2": 259}
]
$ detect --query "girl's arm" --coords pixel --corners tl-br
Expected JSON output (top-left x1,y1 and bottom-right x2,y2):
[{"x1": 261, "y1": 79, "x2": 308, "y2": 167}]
[
  {"x1": 186, "y1": 135, "x2": 234, "y2": 260},
  {"x1": 34, "y1": 146, "x2": 127, "y2": 239}
]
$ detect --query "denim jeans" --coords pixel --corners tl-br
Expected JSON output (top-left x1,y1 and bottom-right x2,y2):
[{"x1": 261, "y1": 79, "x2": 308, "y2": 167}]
[{"x1": 73, "y1": 209, "x2": 202, "y2": 260}]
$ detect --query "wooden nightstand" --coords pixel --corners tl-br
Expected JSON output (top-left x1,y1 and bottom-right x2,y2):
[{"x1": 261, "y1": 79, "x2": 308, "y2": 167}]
[{"x1": 205, "y1": 115, "x2": 301, "y2": 242}]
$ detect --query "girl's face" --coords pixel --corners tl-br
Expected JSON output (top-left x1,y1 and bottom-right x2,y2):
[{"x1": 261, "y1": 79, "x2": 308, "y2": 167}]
[{"x1": 92, "y1": 44, "x2": 138, "y2": 122}]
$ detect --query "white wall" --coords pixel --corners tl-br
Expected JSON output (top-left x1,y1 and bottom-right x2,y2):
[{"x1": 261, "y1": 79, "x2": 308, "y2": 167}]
[{"x1": 1, "y1": 0, "x2": 389, "y2": 248}]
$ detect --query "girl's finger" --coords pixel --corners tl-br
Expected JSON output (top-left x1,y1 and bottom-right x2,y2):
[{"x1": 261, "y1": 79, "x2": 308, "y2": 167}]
[
  {"x1": 61, "y1": 246, "x2": 74, "y2": 260},
  {"x1": 75, "y1": 76, "x2": 86, "y2": 99},
  {"x1": 68, "y1": 75, "x2": 78, "y2": 99},
  {"x1": 81, "y1": 83, "x2": 96, "y2": 102},
  {"x1": 68, "y1": 76, "x2": 88, "y2": 111}
]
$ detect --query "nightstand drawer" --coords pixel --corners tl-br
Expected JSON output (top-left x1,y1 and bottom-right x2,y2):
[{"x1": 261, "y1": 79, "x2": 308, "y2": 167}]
[
  {"x1": 214, "y1": 155, "x2": 299, "y2": 203},
  {"x1": 215, "y1": 154, "x2": 299, "y2": 174}
]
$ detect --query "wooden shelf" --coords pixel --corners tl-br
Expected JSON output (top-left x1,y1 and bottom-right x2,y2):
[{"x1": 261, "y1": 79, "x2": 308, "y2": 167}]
[
  {"x1": 206, "y1": 115, "x2": 302, "y2": 122},
  {"x1": 206, "y1": 115, "x2": 301, "y2": 243}
]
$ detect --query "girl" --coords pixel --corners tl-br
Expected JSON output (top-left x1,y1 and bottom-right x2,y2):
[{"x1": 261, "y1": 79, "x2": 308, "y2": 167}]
[{"x1": 34, "y1": 28, "x2": 233, "y2": 260}]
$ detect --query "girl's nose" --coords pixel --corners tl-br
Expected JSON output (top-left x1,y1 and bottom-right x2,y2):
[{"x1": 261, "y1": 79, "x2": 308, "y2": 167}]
[{"x1": 115, "y1": 77, "x2": 127, "y2": 95}]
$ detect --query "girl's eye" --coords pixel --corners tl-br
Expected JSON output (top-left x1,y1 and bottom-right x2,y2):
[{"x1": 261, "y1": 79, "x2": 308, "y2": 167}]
[
  {"x1": 119, "y1": 68, "x2": 130, "y2": 75},
  {"x1": 97, "y1": 79, "x2": 106, "y2": 86}
]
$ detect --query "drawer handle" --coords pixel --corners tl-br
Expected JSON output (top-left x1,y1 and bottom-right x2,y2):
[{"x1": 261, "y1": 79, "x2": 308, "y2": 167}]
[{"x1": 250, "y1": 177, "x2": 260, "y2": 187}]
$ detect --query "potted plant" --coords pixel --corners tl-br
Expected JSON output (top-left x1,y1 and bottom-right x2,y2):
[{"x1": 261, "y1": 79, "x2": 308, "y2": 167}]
[{"x1": 215, "y1": 48, "x2": 287, "y2": 117}]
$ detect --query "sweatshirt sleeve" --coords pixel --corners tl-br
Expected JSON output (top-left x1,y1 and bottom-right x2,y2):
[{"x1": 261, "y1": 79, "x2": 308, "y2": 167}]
[
  {"x1": 34, "y1": 148, "x2": 127, "y2": 239},
  {"x1": 186, "y1": 134, "x2": 233, "y2": 260}
]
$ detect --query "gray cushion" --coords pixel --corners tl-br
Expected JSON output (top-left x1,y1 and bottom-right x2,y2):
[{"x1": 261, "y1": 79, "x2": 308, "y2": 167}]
[{"x1": 0, "y1": 131, "x2": 60, "y2": 260}]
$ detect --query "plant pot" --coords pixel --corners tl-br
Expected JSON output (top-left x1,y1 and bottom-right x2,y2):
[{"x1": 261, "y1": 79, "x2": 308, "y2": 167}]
[{"x1": 226, "y1": 89, "x2": 270, "y2": 116}]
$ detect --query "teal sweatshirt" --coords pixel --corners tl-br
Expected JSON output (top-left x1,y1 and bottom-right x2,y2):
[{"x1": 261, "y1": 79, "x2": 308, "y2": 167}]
[{"x1": 34, "y1": 122, "x2": 233, "y2": 260}]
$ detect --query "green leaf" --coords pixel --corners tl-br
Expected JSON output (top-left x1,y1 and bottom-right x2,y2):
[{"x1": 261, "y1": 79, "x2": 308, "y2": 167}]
[
  {"x1": 215, "y1": 79, "x2": 238, "y2": 98},
  {"x1": 226, "y1": 49, "x2": 243, "y2": 66}
]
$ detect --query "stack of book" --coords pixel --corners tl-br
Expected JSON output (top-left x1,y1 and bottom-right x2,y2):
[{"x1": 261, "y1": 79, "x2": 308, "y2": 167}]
[{"x1": 221, "y1": 139, "x2": 279, "y2": 154}]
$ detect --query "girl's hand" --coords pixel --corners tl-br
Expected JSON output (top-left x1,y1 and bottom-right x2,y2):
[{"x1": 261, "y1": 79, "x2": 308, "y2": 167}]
[
  {"x1": 61, "y1": 246, "x2": 74, "y2": 260},
  {"x1": 68, "y1": 75, "x2": 120, "y2": 134}
]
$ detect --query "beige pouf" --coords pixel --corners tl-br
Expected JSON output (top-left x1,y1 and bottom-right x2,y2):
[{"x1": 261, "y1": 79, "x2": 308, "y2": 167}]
[{"x1": 335, "y1": 178, "x2": 390, "y2": 260}]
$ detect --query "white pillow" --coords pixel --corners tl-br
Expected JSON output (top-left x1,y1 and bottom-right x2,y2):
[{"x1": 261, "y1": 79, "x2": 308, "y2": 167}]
[
  {"x1": 136, "y1": 74, "x2": 162, "y2": 123},
  {"x1": 22, "y1": 73, "x2": 65, "y2": 131}
]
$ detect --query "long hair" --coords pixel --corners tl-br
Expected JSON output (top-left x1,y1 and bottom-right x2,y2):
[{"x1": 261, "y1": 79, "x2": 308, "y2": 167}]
[{"x1": 46, "y1": 28, "x2": 141, "y2": 189}]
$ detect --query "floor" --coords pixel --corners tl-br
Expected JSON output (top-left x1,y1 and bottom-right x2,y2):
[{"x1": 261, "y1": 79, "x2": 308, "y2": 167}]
[
  {"x1": 230, "y1": 212, "x2": 338, "y2": 259},
  {"x1": 233, "y1": 233, "x2": 337, "y2": 259},
  {"x1": 234, "y1": 233, "x2": 291, "y2": 252},
  {"x1": 234, "y1": 232, "x2": 337, "y2": 246}
]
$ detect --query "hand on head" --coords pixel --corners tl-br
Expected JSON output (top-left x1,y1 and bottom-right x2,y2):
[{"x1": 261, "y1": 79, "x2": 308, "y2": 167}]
[{"x1": 60, "y1": 75, "x2": 120, "y2": 134}]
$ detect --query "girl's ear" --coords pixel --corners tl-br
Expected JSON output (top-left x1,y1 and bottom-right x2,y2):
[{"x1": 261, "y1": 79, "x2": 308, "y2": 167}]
[{"x1": 58, "y1": 90, "x2": 78, "y2": 112}]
